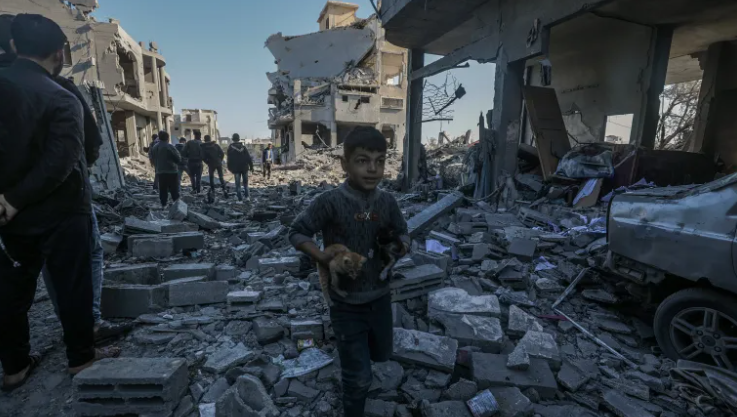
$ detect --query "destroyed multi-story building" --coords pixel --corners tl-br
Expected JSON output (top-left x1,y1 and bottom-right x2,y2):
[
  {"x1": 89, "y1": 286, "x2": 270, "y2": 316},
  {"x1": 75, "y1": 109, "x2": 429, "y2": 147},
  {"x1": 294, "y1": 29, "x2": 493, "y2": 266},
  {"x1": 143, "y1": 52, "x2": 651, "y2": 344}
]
[
  {"x1": 172, "y1": 109, "x2": 221, "y2": 140},
  {"x1": 380, "y1": 0, "x2": 737, "y2": 194},
  {"x1": 267, "y1": 1, "x2": 408, "y2": 162},
  {"x1": 1, "y1": 0, "x2": 174, "y2": 161}
]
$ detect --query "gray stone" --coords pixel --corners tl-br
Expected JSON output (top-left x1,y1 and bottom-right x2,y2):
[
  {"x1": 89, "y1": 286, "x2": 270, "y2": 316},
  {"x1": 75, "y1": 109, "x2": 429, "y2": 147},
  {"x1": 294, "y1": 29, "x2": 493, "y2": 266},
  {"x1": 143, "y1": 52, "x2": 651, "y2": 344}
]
[
  {"x1": 168, "y1": 199, "x2": 188, "y2": 221},
  {"x1": 100, "y1": 233, "x2": 124, "y2": 255},
  {"x1": 101, "y1": 284, "x2": 168, "y2": 318},
  {"x1": 258, "y1": 257, "x2": 300, "y2": 274},
  {"x1": 370, "y1": 361, "x2": 404, "y2": 392},
  {"x1": 104, "y1": 264, "x2": 160, "y2": 285},
  {"x1": 602, "y1": 390, "x2": 655, "y2": 417},
  {"x1": 576, "y1": 336, "x2": 599, "y2": 357},
  {"x1": 581, "y1": 289, "x2": 618, "y2": 304},
  {"x1": 507, "y1": 239, "x2": 537, "y2": 262},
  {"x1": 624, "y1": 371, "x2": 666, "y2": 393},
  {"x1": 287, "y1": 380, "x2": 319, "y2": 402},
  {"x1": 227, "y1": 290, "x2": 261, "y2": 312},
  {"x1": 203, "y1": 343, "x2": 254, "y2": 373},
  {"x1": 215, "y1": 374, "x2": 279, "y2": 417},
  {"x1": 202, "y1": 377, "x2": 231, "y2": 403},
  {"x1": 401, "y1": 376, "x2": 441, "y2": 402},
  {"x1": 168, "y1": 231, "x2": 205, "y2": 252},
  {"x1": 406, "y1": 192, "x2": 464, "y2": 238},
  {"x1": 422, "y1": 401, "x2": 473, "y2": 417},
  {"x1": 214, "y1": 265, "x2": 236, "y2": 281},
  {"x1": 199, "y1": 403, "x2": 216, "y2": 417},
  {"x1": 601, "y1": 377, "x2": 650, "y2": 401},
  {"x1": 391, "y1": 264, "x2": 446, "y2": 301},
  {"x1": 532, "y1": 404, "x2": 598, "y2": 417},
  {"x1": 290, "y1": 319, "x2": 324, "y2": 342},
  {"x1": 557, "y1": 362, "x2": 589, "y2": 392},
  {"x1": 190, "y1": 382, "x2": 205, "y2": 402},
  {"x1": 392, "y1": 303, "x2": 414, "y2": 329},
  {"x1": 124, "y1": 217, "x2": 162, "y2": 234},
  {"x1": 425, "y1": 370, "x2": 451, "y2": 388},
  {"x1": 365, "y1": 399, "x2": 397, "y2": 417},
  {"x1": 273, "y1": 378, "x2": 289, "y2": 397},
  {"x1": 187, "y1": 211, "x2": 221, "y2": 230},
  {"x1": 471, "y1": 353, "x2": 558, "y2": 398},
  {"x1": 412, "y1": 251, "x2": 451, "y2": 271},
  {"x1": 223, "y1": 321, "x2": 252, "y2": 336},
  {"x1": 134, "y1": 331, "x2": 175, "y2": 345},
  {"x1": 253, "y1": 317, "x2": 285, "y2": 345},
  {"x1": 163, "y1": 263, "x2": 215, "y2": 281},
  {"x1": 598, "y1": 319, "x2": 633, "y2": 335},
  {"x1": 489, "y1": 387, "x2": 534, "y2": 417},
  {"x1": 129, "y1": 236, "x2": 175, "y2": 258},
  {"x1": 392, "y1": 328, "x2": 459, "y2": 373},
  {"x1": 166, "y1": 277, "x2": 229, "y2": 307},
  {"x1": 516, "y1": 331, "x2": 561, "y2": 370},
  {"x1": 442, "y1": 378, "x2": 478, "y2": 401},
  {"x1": 534, "y1": 278, "x2": 564, "y2": 294},
  {"x1": 506, "y1": 346, "x2": 530, "y2": 371},
  {"x1": 558, "y1": 321, "x2": 575, "y2": 333},
  {"x1": 434, "y1": 313, "x2": 504, "y2": 353},
  {"x1": 507, "y1": 305, "x2": 543, "y2": 338},
  {"x1": 174, "y1": 395, "x2": 194, "y2": 417},
  {"x1": 428, "y1": 287, "x2": 501, "y2": 318}
]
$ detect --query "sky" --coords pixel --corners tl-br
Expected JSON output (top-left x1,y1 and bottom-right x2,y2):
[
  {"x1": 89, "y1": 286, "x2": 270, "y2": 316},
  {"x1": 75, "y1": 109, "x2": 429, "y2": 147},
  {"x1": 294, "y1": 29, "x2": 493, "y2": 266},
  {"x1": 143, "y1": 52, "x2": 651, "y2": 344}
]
[{"x1": 93, "y1": 0, "x2": 496, "y2": 142}]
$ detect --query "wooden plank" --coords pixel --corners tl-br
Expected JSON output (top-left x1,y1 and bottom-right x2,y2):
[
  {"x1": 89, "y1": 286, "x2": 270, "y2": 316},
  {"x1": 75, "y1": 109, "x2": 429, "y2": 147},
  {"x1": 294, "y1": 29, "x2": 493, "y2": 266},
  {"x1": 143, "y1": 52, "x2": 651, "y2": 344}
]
[{"x1": 523, "y1": 86, "x2": 571, "y2": 180}]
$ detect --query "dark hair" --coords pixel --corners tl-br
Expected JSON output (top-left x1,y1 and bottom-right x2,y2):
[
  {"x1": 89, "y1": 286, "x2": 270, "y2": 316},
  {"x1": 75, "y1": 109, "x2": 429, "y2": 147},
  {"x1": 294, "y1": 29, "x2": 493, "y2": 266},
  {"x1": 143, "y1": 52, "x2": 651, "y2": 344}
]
[
  {"x1": 158, "y1": 131, "x2": 170, "y2": 142},
  {"x1": 11, "y1": 14, "x2": 67, "y2": 59},
  {"x1": 194, "y1": 131, "x2": 201, "y2": 139},
  {"x1": 232, "y1": 133, "x2": 240, "y2": 142},
  {"x1": 0, "y1": 15, "x2": 14, "y2": 54},
  {"x1": 344, "y1": 126, "x2": 387, "y2": 158},
  {"x1": 204, "y1": 135, "x2": 211, "y2": 142},
  {"x1": 152, "y1": 133, "x2": 159, "y2": 140},
  {"x1": 179, "y1": 138, "x2": 186, "y2": 143}
]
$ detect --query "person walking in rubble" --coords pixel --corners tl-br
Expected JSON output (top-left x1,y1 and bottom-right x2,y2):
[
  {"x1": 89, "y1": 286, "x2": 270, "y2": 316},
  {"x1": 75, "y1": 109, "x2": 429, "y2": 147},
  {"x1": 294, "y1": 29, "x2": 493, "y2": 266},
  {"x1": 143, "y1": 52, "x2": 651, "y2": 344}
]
[
  {"x1": 202, "y1": 134, "x2": 229, "y2": 198},
  {"x1": 151, "y1": 131, "x2": 182, "y2": 207},
  {"x1": 148, "y1": 133, "x2": 160, "y2": 190},
  {"x1": 289, "y1": 126, "x2": 410, "y2": 417},
  {"x1": 175, "y1": 137, "x2": 189, "y2": 191},
  {"x1": 0, "y1": 14, "x2": 121, "y2": 391},
  {"x1": 181, "y1": 131, "x2": 204, "y2": 194},
  {"x1": 227, "y1": 133, "x2": 254, "y2": 202},
  {"x1": 262, "y1": 143, "x2": 276, "y2": 180}
]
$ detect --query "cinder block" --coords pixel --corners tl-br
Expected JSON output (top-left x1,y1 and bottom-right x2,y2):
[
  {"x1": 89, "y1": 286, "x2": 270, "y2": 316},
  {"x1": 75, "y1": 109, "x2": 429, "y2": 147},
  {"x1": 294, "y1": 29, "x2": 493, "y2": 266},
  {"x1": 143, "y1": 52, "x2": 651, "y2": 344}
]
[
  {"x1": 101, "y1": 285, "x2": 167, "y2": 318},
  {"x1": 214, "y1": 265, "x2": 236, "y2": 281},
  {"x1": 290, "y1": 319, "x2": 324, "y2": 342},
  {"x1": 74, "y1": 358, "x2": 188, "y2": 416},
  {"x1": 258, "y1": 257, "x2": 300, "y2": 274},
  {"x1": 104, "y1": 264, "x2": 160, "y2": 285},
  {"x1": 391, "y1": 264, "x2": 446, "y2": 302},
  {"x1": 168, "y1": 232, "x2": 205, "y2": 252},
  {"x1": 166, "y1": 277, "x2": 229, "y2": 307},
  {"x1": 243, "y1": 232, "x2": 266, "y2": 244},
  {"x1": 124, "y1": 217, "x2": 161, "y2": 235},
  {"x1": 407, "y1": 192, "x2": 464, "y2": 238},
  {"x1": 412, "y1": 251, "x2": 451, "y2": 271},
  {"x1": 128, "y1": 236, "x2": 175, "y2": 258},
  {"x1": 163, "y1": 263, "x2": 215, "y2": 281},
  {"x1": 227, "y1": 290, "x2": 261, "y2": 312}
]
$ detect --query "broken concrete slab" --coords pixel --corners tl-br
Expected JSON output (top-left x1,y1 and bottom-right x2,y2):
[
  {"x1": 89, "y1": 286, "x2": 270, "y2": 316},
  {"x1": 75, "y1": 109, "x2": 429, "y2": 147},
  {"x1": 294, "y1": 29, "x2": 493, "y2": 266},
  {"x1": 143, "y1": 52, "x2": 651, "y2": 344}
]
[
  {"x1": 391, "y1": 264, "x2": 446, "y2": 302},
  {"x1": 187, "y1": 211, "x2": 221, "y2": 230},
  {"x1": 104, "y1": 264, "x2": 160, "y2": 285},
  {"x1": 162, "y1": 263, "x2": 215, "y2": 281},
  {"x1": 227, "y1": 290, "x2": 262, "y2": 312},
  {"x1": 203, "y1": 343, "x2": 254, "y2": 374},
  {"x1": 392, "y1": 328, "x2": 458, "y2": 373},
  {"x1": 128, "y1": 235, "x2": 175, "y2": 258},
  {"x1": 365, "y1": 399, "x2": 397, "y2": 417},
  {"x1": 428, "y1": 287, "x2": 500, "y2": 318},
  {"x1": 407, "y1": 192, "x2": 464, "y2": 238},
  {"x1": 556, "y1": 362, "x2": 590, "y2": 392},
  {"x1": 165, "y1": 277, "x2": 229, "y2": 307},
  {"x1": 506, "y1": 346, "x2": 530, "y2": 371},
  {"x1": 412, "y1": 251, "x2": 451, "y2": 271},
  {"x1": 507, "y1": 238, "x2": 537, "y2": 262},
  {"x1": 434, "y1": 313, "x2": 504, "y2": 353},
  {"x1": 401, "y1": 376, "x2": 441, "y2": 402},
  {"x1": 442, "y1": 379, "x2": 478, "y2": 402},
  {"x1": 581, "y1": 288, "x2": 618, "y2": 304},
  {"x1": 602, "y1": 390, "x2": 655, "y2": 417},
  {"x1": 215, "y1": 374, "x2": 279, "y2": 417},
  {"x1": 471, "y1": 353, "x2": 558, "y2": 398},
  {"x1": 124, "y1": 217, "x2": 162, "y2": 234},
  {"x1": 597, "y1": 319, "x2": 633, "y2": 335},
  {"x1": 507, "y1": 305, "x2": 544, "y2": 338},
  {"x1": 370, "y1": 361, "x2": 404, "y2": 393},
  {"x1": 421, "y1": 401, "x2": 473, "y2": 417},
  {"x1": 516, "y1": 331, "x2": 561, "y2": 370},
  {"x1": 488, "y1": 387, "x2": 533, "y2": 417},
  {"x1": 100, "y1": 233, "x2": 124, "y2": 255},
  {"x1": 253, "y1": 317, "x2": 285, "y2": 345},
  {"x1": 101, "y1": 284, "x2": 167, "y2": 318},
  {"x1": 214, "y1": 265, "x2": 236, "y2": 281},
  {"x1": 258, "y1": 257, "x2": 300, "y2": 274},
  {"x1": 429, "y1": 230, "x2": 461, "y2": 246},
  {"x1": 290, "y1": 319, "x2": 324, "y2": 342},
  {"x1": 168, "y1": 199, "x2": 188, "y2": 221},
  {"x1": 288, "y1": 379, "x2": 319, "y2": 402}
]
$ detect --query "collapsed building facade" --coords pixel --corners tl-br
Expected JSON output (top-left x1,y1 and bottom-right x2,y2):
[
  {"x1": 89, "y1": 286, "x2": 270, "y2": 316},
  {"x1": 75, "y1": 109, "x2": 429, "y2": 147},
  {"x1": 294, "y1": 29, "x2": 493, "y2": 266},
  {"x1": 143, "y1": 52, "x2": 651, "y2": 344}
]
[
  {"x1": 380, "y1": 0, "x2": 737, "y2": 194},
  {"x1": 1, "y1": 0, "x2": 174, "y2": 165},
  {"x1": 267, "y1": 1, "x2": 408, "y2": 162},
  {"x1": 173, "y1": 109, "x2": 221, "y2": 140}
]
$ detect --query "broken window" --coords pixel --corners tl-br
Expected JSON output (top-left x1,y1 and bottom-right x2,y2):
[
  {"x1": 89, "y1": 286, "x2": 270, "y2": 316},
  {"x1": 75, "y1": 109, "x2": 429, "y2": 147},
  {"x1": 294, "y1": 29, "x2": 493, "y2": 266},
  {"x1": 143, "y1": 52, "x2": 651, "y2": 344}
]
[
  {"x1": 604, "y1": 114, "x2": 633, "y2": 144},
  {"x1": 116, "y1": 46, "x2": 140, "y2": 99},
  {"x1": 381, "y1": 52, "x2": 404, "y2": 86},
  {"x1": 360, "y1": 96, "x2": 370, "y2": 104},
  {"x1": 381, "y1": 97, "x2": 404, "y2": 109},
  {"x1": 342, "y1": 96, "x2": 348, "y2": 102},
  {"x1": 144, "y1": 60, "x2": 155, "y2": 83}
]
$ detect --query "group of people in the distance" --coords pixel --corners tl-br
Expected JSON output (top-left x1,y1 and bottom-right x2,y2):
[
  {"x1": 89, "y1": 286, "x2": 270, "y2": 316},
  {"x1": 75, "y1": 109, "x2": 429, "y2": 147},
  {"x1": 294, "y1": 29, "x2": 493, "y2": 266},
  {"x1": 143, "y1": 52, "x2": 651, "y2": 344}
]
[{"x1": 147, "y1": 131, "x2": 279, "y2": 206}]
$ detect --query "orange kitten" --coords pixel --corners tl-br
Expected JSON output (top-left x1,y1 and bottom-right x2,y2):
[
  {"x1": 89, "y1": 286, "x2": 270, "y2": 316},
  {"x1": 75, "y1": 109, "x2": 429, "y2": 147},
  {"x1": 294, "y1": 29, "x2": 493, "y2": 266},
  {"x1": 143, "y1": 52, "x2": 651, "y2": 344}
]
[{"x1": 318, "y1": 244, "x2": 366, "y2": 306}]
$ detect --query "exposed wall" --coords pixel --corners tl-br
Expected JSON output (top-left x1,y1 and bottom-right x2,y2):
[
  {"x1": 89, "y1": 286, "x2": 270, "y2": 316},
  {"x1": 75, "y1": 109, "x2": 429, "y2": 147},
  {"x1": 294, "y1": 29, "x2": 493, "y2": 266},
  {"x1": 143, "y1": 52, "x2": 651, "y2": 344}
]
[{"x1": 544, "y1": 14, "x2": 655, "y2": 144}]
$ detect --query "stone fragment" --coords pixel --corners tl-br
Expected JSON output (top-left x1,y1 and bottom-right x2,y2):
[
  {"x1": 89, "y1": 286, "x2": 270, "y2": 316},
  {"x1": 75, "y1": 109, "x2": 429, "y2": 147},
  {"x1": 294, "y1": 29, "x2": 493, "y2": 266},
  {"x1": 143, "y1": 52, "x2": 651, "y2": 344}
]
[
  {"x1": 166, "y1": 277, "x2": 229, "y2": 307},
  {"x1": 128, "y1": 236, "x2": 175, "y2": 258},
  {"x1": 507, "y1": 239, "x2": 537, "y2": 262},
  {"x1": 273, "y1": 379, "x2": 289, "y2": 397},
  {"x1": 104, "y1": 264, "x2": 160, "y2": 285},
  {"x1": 258, "y1": 257, "x2": 300, "y2": 274},
  {"x1": 489, "y1": 387, "x2": 533, "y2": 417},
  {"x1": 425, "y1": 370, "x2": 451, "y2": 388},
  {"x1": 442, "y1": 378, "x2": 478, "y2": 401},
  {"x1": 601, "y1": 378, "x2": 650, "y2": 401},
  {"x1": 516, "y1": 331, "x2": 561, "y2": 370},
  {"x1": 534, "y1": 278, "x2": 564, "y2": 294},
  {"x1": 124, "y1": 217, "x2": 162, "y2": 234},
  {"x1": 215, "y1": 374, "x2": 279, "y2": 417},
  {"x1": 203, "y1": 343, "x2": 254, "y2": 373},
  {"x1": 392, "y1": 328, "x2": 459, "y2": 373},
  {"x1": 506, "y1": 346, "x2": 530, "y2": 371},
  {"x1": 187, "y1": 211, "x2": 221, "y2": 230},
  {"x1": 392, "y1": 303, "x2": 414, "y2": 329},
  {"x1": 602, "y1": 390, "x2": 655, "y2": 417},
  {"x1": 100, "y1": 233, "x2": 124, "y2": 255},
  {"x1": 168, "y1": 231, "x2": 206, "y2": 252},
  {"x1": 227, "y1": 290, "x2": 261, "y2": 312},
  {"x1": 412, "y1": 251, "x2": 451, "y2": 271},
  {"x1": 163, "y1": 263, "x2": 215, "y2": 281},
  {"x1": 507, "y1": 305, "x2": 543, "y2": 337},
  {"x1": 214, "y1": 265, "x2": 236, "y2": 281},
  {"x1": 168, "y1": 199, "x2": 188, "y2": 221},
  {"x1": 422, "y1": 401, "x2": 473, "y2": 417},
  {"x1": 401, "y1": 376, "x2": 441, "y2": 402},
  {"x1": 202, "y1": 377, "x2": 231, "y2": 403},
  {"x1": 581, "y1": 289, "x2": 618, "y2": 304},
  {"x1": 598, "y1": 319, "x2": 633, "y2": 335},
  {"x1": 471, "y1": 353, "x2": 558, "y2": 398},
  {"x1": 253, "y1": 317, "x2": 285, "y2": 345},
  {"x1": 174, "y1": 395, "x2": 194, "y2": 417},
  {"x1": 224, "y1": 321, "x2": 252, "y2": 336},
  {"x1": 370, "y1": 361, "x2": 404, "y2": 392},
  {"x1": 428, "y1": 287, "x2": 501, "y2": 318},
  {"x1": 101, "y1": 284, "x2": 167, "y2": 318},
  {"x1": 290, "y1": 319, "x2": 324, "y2": 342},
  {"x1": 434, "y1": 313, "x2": 504, "y2": 353},
  {"x1": 287, "y1": 380, "x2": 319, "y2": 402},
  {"x1": 406, "y1": 192, "x2": 464, "y2": 238},
  {"x1": 557, "y1": 362, "x2": 590, "y2": 392},
  {"x1": 391, "y1": 264, "x2": 446, "y2": 302},
  {"x1": 365, "y1": 399, "x2": 397, "y2": 417}
]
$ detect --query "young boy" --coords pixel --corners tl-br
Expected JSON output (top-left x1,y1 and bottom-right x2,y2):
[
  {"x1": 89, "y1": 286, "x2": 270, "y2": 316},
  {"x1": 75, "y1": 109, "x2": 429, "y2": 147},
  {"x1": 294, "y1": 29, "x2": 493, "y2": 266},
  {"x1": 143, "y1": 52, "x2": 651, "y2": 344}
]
[
  {"x1": 150, "y1": 131, "x2": 182, "y2": 207},
  {"x1": 289, "y1": 126, "x2": 409, "y2": 417}
]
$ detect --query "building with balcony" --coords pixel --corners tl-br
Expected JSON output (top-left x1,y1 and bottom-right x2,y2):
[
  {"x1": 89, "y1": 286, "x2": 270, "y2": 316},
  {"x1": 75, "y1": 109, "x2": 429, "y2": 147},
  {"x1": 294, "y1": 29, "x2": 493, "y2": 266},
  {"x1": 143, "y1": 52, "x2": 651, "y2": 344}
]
[
  {"x1": 0, "y1": 0, "x2": 175, "y2": 159},
  {"x1": 266, "y1": 1, "x2": 408, "y2": 162},
  {"x1": 172, "y1": 109, "x2": 220, "y2": 141}
]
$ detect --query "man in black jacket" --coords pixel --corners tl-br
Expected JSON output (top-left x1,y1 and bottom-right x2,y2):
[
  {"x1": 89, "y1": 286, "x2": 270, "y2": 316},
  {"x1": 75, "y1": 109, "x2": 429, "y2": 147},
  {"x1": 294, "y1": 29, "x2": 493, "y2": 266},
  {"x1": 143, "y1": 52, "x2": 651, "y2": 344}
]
[
  {"x1": 181, "y1": 131, "x2": 204, "y2": 193},
  {"x1": 0, "y1": 14, "x2": 99, "y2": 389},
  {"x1": 175, "y1": 137, "x2": 189, "y2": 190},
  {"x1": 151, "y1": 131, "x2": 181, "y2": 207},
  {"x1": 226, "y1": 134, "x2": 254, "y2": 201},
  {"x1": 202, "y1": 134, "x2": 228, "y2": 198}
]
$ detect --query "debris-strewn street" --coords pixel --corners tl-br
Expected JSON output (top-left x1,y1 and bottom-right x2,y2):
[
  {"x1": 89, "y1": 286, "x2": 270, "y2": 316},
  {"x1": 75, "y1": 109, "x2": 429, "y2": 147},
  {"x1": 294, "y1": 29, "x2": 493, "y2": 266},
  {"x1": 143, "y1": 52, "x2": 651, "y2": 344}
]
[{"x1": 0, "y1": 149, "x2": 733, "y2": 417}]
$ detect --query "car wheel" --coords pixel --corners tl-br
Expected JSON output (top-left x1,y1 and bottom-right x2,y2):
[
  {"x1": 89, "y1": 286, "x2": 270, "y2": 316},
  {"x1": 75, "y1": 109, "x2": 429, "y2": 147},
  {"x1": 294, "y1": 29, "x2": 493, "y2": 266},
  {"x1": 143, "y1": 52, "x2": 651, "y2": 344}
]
[{"x1": 654, "y1": 288, "x2": 737, "y2": 371}]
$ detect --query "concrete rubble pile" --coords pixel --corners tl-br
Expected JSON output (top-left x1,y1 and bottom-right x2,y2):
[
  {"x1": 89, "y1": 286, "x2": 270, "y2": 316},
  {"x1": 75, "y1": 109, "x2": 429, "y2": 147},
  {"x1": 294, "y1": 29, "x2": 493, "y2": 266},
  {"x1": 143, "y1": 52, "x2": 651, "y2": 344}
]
[{"x1": 66, "y1": 173, "x2": 733, "y2": 417}]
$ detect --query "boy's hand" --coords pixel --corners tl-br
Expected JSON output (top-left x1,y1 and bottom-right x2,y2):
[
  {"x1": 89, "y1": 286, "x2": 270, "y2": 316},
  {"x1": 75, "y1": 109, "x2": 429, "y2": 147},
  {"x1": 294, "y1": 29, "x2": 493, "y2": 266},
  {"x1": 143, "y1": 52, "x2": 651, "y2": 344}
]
[
  {"x1": 317, "y1": 252, "x2": 334, "y2": 267},
  {"x1": 398, "y1": 242, "x2": 410, "y2": 258}
]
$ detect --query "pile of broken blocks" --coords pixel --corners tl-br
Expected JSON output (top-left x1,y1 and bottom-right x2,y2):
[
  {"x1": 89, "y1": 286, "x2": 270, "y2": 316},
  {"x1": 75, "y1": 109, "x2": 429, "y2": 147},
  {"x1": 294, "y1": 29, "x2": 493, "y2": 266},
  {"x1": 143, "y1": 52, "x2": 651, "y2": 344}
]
[{"x1": 70, "y1": 178, "x2": 721, "y2": 417}]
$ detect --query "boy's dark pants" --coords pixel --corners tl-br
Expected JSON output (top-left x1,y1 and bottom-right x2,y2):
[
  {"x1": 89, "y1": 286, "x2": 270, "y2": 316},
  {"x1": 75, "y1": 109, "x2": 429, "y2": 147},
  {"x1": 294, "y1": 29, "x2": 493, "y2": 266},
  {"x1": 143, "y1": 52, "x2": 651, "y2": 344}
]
[
  {"x1": 188, "y1": 161, "x2": 203, "y2": 193},
  {"x1": 158, "y1": 173, "x2": 180, "y2": 206},
  {"x1": 207, "y1": 164, "x2": 226, "y2": 193},
  {"x1": 330, "y1": 294, "x2": 393, "y2": 417}
]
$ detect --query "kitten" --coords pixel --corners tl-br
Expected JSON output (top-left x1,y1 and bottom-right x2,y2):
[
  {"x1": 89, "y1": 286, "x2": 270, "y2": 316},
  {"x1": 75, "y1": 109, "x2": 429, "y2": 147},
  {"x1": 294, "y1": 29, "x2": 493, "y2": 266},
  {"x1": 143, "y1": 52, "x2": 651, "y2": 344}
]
[
  {"x1": 377, "y1": 228, "x2": 404, "y2": 281},
  {"x1": 318, "y1": 244, "x2": 367, "y2": 306}
]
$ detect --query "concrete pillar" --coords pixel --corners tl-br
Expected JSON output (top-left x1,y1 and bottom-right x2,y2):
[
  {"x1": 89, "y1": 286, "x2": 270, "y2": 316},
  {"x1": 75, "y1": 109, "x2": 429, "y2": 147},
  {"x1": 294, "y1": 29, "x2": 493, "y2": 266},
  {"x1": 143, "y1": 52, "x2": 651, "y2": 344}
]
[
  {"x1": 640, "y1": 26, "x2": 674, "y2": 149},
  {"x1": 293, "y1": 119, "x2": 304, "y2": 161},
  {"x1": 691, "y1": 41, "x2": 737, "y2": 162},
  {"x1": 490, "y1": 50, "x2": 525, "y2": 191},
  {"x1": 330, "y1": 120, "x2": 338, "y2": 147},
  {"x1": 124, "y1": 111, "x2": 138, "y2": 156},
  {"x1": 403, "y1": 49, "x2": 424, "y2": 190}
]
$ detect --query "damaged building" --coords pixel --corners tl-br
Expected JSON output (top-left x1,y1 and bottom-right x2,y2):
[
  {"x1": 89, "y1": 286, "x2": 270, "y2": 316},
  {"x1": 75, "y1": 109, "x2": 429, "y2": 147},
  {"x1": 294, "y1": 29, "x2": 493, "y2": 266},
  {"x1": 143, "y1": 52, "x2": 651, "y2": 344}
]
[
  {"x1": 172, "y1": 109, "x2": 221, "y2": 140},
  {"x1": 1, "y1": 0, "x2": 174, "y2": 161},
  {"x1": 267, "y1": 1, "x2": 408, "y2": 162},
  {"x1": 380, "y1": 0, "x2": 737, "y2": 194}
]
